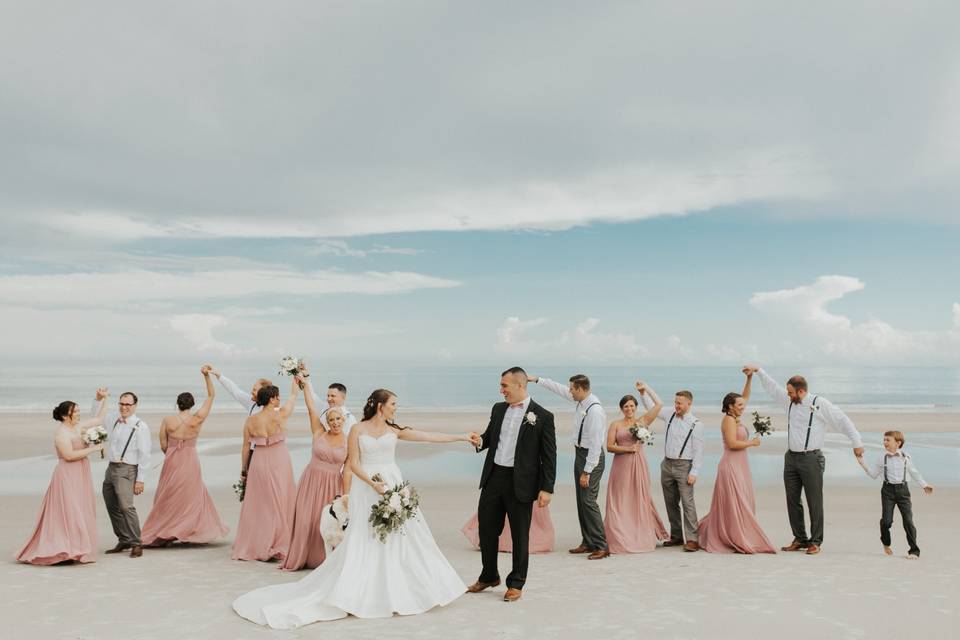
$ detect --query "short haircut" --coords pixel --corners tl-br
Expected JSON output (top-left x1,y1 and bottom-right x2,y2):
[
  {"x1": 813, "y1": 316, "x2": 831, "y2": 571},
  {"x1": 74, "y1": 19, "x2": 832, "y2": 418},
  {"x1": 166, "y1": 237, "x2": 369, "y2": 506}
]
[
  {"x1": 501, "y1": 366, "x2": 527, "y2": 384},
  {"x1": 884, "y1": 430, "x2": 905, "y2": 448},
  {"x1": 619, "y1": 394, "x2": 638, "y2": 409},
  {"x1": 256, "y1": 385, "x2": 280, "y2": 407},
  {"x1": 176, "y1": 392, "x2": 195, "y2": 411},
  {"x1": 569, "y1": 374, "x2": 590, "y2": 391},
  {"x1": 787, "y1": 375, "x2": 808, "y2": 392},
  {"x1": 675, "y1": 390, "x2": 693, "y2": 402},
  {"x1": 120, "y1": 391, "x2": 139, "y2": 404},
  {"x1": 328, "y1": 383, "x2": 347, "y2": 394}
]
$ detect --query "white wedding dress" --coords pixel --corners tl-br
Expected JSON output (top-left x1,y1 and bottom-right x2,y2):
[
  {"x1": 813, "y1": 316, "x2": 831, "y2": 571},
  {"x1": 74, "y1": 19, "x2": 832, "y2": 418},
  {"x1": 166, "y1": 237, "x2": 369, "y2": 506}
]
[{"x1": 232, "y1": 431, "x2": 466, "y2": 628}]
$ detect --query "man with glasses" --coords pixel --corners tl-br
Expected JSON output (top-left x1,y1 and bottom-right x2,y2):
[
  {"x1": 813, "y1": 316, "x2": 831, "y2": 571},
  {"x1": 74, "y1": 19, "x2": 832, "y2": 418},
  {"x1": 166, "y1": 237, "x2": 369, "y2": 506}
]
[{"x1": 99, "y1": 390, "x2": 152, "y2": 558}]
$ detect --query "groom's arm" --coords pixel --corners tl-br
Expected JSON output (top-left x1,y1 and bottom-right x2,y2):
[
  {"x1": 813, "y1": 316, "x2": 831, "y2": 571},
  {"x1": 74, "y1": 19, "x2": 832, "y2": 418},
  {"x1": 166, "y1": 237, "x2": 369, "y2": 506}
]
[{"x1": 538, "y1": 411, "x2": 557, "y2": 494}]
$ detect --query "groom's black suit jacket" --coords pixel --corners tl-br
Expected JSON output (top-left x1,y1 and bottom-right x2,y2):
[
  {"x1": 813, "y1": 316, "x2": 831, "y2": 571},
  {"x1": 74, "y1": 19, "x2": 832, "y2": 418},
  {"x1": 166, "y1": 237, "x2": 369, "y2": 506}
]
[{"x1": 477, "y1": 399, "x2": 557, "y2": 503}]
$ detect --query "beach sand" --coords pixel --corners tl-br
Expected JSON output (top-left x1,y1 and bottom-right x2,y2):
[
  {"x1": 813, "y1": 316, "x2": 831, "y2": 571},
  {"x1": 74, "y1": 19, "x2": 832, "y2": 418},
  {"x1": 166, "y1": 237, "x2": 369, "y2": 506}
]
[{"x1": 1, "y1": 411, "x2": 957, "y2": 639}]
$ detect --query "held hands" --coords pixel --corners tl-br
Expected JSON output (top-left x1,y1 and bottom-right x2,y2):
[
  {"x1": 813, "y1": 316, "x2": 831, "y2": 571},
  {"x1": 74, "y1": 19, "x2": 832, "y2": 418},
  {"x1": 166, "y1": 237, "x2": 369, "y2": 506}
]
[
  {"x1": 742, "y1": 365, "x2": 760, "y2": 376},
  {"x1": 853, "y1": 447, "x2": 865, "y2": 459},
  {"x1": 95, "y1": 387, "x2": 110, "y2": 401},
  {"x1": 536, "y1": 490, "x2": 552, "y2": 508},
  {"x1": 134, "y1": 482, "x2": 144, "y2": 496},
  {"x1": 468, "y1": 432, "x2": 482, "y2": 448},
  {"x1": 635, "y1": 381, "x2": 647, "y2": 395}
]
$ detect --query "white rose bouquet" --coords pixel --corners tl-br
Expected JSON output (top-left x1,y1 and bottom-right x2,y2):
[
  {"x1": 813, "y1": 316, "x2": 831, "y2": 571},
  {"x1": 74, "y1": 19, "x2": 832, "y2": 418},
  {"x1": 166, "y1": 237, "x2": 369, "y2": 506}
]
[
  {"x1": 752, "y1": 411, "x2": 774, "y2": 436},
  {"x1": 368, "y1": 473, "x2": 421, "y2": 543},
  {"x1": 278, "y1": 356, "x2": 305, "y2": 388},
  {"x1": 628, "y1": 422, "x2": 654, "y2": 446},
  {"x1": 83, "y1": 426, "x2": 108, "y2": 458},
  {"x1": 233, "y1": 476, "x2": 247, "y2": 501}
]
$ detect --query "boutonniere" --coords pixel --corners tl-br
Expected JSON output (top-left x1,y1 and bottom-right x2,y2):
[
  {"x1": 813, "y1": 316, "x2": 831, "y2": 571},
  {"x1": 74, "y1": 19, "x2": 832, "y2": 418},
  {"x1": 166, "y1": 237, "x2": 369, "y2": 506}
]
[{"x1": 525, "y1": 411, "x2": 537, "y2": 426}]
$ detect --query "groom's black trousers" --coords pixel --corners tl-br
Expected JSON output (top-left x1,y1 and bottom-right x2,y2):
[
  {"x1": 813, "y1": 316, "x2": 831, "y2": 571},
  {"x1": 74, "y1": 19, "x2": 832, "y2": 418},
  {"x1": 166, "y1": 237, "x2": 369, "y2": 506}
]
[{"x1": 478, "y1": 464, "x2": 533, "y2": 590}]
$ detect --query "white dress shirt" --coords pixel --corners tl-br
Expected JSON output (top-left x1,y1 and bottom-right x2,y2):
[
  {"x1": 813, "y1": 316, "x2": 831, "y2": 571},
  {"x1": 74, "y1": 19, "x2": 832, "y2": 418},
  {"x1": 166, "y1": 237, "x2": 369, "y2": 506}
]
[
  {"x1": 494, "y1": 396, "x2": 531, "y2": 467},
  {"x1": 757, "y1": 369, "x2": 863, "y2": 452},
  {"x1": 218, "y1": 375, "x2": 259, "y2": 414},
  {"x1": 639, "y1": 393, "x2": 704, "y2": 477},
  {"x1": 102, "y1": 409, "x2": 152, "y2": 483},
  {"x1": 536, "y1": 378, "x2": 606, "y2": 474},
  {"x1": 863, "y1": 450, "x2": 928, "y2": 487}
]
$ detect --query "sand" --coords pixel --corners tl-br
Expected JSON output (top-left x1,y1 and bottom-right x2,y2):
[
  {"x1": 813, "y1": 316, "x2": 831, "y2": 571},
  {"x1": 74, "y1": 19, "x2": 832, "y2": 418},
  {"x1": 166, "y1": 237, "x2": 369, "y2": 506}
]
[{"x1": 1, "y1": 411, "x2": 957, "y2": 639}]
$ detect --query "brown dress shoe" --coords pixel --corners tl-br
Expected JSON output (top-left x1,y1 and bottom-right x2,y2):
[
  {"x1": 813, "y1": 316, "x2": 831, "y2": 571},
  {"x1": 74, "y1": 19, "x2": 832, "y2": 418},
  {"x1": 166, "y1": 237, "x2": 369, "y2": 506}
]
[
  {"x1": 105, "y1": 543, "x2": 130, "y2": 554},
  {"x1": 682, "y1": 541, "x2": 700, "y2": 552},
  {"x1": 503, "y1": 588, "x2": 522, "y2": 602},
  {"x1": 129, "y1": 546, "x2": 143, "y2": 558},
  {"x1": 662, "y1": 539, "x2": 685, "y2": 547},
  {"x1": 568, "y1": 544, "x2": 591, "y2": 554},
  {"x1": 805, "y1": 544, "x2": 820, "y2": 555},
  {"x1": 466, "y1": 579, "x2": 501, "y2": 593},
  {"x1": 588, "y1": 549, "x2": 610, "y2": 560},
  {"x1": 781, "y1": 540, "x2": 810, "y2": 552}
]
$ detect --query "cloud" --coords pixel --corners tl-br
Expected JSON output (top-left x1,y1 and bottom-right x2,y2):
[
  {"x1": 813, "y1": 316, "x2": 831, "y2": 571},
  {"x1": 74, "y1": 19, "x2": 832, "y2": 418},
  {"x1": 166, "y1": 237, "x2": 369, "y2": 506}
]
[
  {"x1": 496, "y1": 317, "x2": 648, "y2": 361},
  {"x1": 169, "y1": 314, "x2": 246, "y2": 356},
  {"x1": 0, "y1": 268, "x2": 460, "y2": 307},
  {"x1": 750, "y1": 276, "x2": 960, "y2": 362},
  {"x1": 311, "y1": 240, "x2": 422, "y2": 257}
]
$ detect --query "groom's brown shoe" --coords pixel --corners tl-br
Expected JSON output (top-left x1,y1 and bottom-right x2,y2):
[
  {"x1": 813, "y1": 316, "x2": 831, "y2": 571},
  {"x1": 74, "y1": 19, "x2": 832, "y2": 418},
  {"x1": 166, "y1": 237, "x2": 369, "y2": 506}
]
[
  {"x1": 466, "y1": 579, "x2": 501, "y2": 593},
  {"x1": 683, "y1": 541, "x2": 700, "y2": 552},
  {"x1": 503, "y1": 588, "x2": 522, "y2": 602},
  {"x1": 588, "y1": 549, "x2": 610, "y2": 560},
  {"x1": 129, "y1": 545, "x2": 143, "y2": 558},
  {"x1": 805, "y1": 544, "x2": 821, "y2": 555},
  {"x1": 568, "y1": 544, "x2": 591, "y2": 554},
  {"x1": 662, "y1": 539, "x2": 684, "y2": 547},
  {"x1": 105, "y1": 543, "x2": 130, "y2": 554},
  {"x1": 781, "y1": 540, "x2": 810, "y2": 552}
]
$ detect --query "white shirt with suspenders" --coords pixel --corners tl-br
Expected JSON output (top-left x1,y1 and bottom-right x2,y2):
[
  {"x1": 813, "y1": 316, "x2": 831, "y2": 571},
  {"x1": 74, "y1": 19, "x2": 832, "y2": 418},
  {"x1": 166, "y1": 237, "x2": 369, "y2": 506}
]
[
  {"x1": 756, "y1": 369, "x2": 863, "y2": 453},
  {"x1": 863, "y1": 450, "x2": 928, "y2": 487},
  {"x1": 535, "y1": 378, "x2": 607, "y2": 474},
  {"x1": 101, "y1": 410, "x2": 152, "y2": 483},
  {"x1": 640, "y1": 393, "x2": 704, "y2": 477}
]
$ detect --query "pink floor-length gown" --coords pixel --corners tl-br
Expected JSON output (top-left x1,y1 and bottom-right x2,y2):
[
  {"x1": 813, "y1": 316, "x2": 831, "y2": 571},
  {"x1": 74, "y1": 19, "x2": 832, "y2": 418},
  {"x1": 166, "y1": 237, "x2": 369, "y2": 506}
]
[
  {"x1": 231, "y1": 432, "x2": 297, "y2": 561},
  {"x1": 16, "y1": 436, "x2": 98, "y2": 565},
  {"x1": 604, "y1": 426, "x2": 669, "y2": 553},
  {"x1": 460, "y1": 503, "x2": 555, "y2": 553},
  {"x1": 141, "y1": 436, "x2": 229, "y2": 545},
  {"x1": 698, "y1": 422, "x2": 776, "y2": 554},
  {"x1": 281, "y1": 436, "x2": 347, "y2": 570}
]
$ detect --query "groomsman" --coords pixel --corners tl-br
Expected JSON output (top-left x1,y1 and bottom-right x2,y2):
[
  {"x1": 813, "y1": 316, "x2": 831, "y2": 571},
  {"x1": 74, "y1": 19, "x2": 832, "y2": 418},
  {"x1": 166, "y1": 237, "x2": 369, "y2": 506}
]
[
  {"x1": 744, "y1": 365, "x2": 864, "y2": 555},
  {"x1": 209, "y1": 366, "x2": 273, "y2": 415},
  {"x1": 99, "y1": 390, "x2": 152, "y2": 558},
  {"x1": 300, "y1": 364, "x2": 357, "y2": 435},
  {"x1": 640, "y1": 388, "x2": 704, "y2": 552},
  {"x1": 529, "y1": 373, "x2": 609, "y2": 559}
]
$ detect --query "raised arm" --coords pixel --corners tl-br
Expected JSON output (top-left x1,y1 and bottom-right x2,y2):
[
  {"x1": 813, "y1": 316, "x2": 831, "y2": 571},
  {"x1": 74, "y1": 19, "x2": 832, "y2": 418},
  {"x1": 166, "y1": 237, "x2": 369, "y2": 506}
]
[
  {"x1": 194, "y1": 368, "x2": 216, "y2": 423},
  {"x1": 636, "y1": 382, "x2": 663, "y2": 426},
  {"x1": 395, "y1": 425, "x2": 473, "y2": 444},
  {"x1": 213, "y1": 368, "x2": 255, "y2": 410},
  {"x1": 751, "y1": 366, "x2": 791, "y2": 407},
  {"x1": 721, "y1": 415, "x2": 759, "y2": 450},
  {"x1": 302, "y1": 378, "x2": 325, "y2": 435},
  {"x1": 278, "y1": 377, "x2": 301, "y2": 419},
  {"x1": 77, "y1": 388, "x2": 109, "y2": 430},
  {"x1": 531, "y1": 376, "x2": 574, "y2": 402},
  {"x1": 741, "y1": 372, "x2": 753, "y2": 404}
]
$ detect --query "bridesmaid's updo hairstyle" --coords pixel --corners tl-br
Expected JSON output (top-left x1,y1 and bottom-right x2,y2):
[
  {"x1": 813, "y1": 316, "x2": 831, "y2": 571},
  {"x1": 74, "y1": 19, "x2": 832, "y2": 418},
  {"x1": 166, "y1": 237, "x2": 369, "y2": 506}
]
[
  {"x1": 256, "y1": 385, "x2": 280, "y2": 407},
  {"x1": 52, "y1": 401, "x2": 77, "y2": 423},
  {"x1": 619, "y1": 394, "x2": 638, "y2": 409},
  {"x1": 722, "y1": 392, "x2": 743, "y2": 415},
  {"x1": 177, "y1": 392, "x2": 195, "y2": 411}
]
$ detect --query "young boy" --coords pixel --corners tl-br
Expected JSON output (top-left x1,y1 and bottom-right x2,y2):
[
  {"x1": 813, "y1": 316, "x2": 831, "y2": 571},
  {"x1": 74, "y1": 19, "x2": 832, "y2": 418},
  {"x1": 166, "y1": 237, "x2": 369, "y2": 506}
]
[{"x1": 858, "y1": 430, "x2": 933, "y2": 559}]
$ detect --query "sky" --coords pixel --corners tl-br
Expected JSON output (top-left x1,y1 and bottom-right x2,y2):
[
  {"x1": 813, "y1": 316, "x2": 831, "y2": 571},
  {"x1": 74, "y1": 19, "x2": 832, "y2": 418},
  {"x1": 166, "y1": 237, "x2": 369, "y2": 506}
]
[{"x1": 1, "y1": 2, "x2": 958, "y2": 368}]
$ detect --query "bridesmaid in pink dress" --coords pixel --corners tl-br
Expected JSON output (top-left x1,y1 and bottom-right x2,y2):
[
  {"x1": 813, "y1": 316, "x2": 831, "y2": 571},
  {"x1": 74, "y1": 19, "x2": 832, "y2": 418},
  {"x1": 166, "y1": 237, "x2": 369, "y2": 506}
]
[
  {"x1": 281, "y1": 373, "x2": 351, "y2": 571},
  {"x1": 17, "y1": 390, "x2": 109, "y2": 565},
  {"x1": 142, "y1": 367, "x2": 228, "y2": 547},
  {"x1": 231, "y1": 378, "x2": 300, "y2": 561},
  {"x1": 460, "y1": 503, "x2": 555, "y2": 553},
  {"x1": 604, "y1": 382, "x2": 670, "y2": 553},
  {"x1": 699, "y1": 372, "x2": 776, "y2": 554}
]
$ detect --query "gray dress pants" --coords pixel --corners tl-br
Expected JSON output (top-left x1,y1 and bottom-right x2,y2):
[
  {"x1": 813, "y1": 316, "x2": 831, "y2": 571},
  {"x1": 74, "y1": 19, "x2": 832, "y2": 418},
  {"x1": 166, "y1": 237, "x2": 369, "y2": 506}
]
[
  {"x1": 574, "y1": 447, "x2": 607, "y2": 551},
  {"x1": 103, "y1": 462, "x2": 141, "y2": 546},
  {"x1": 660, "y1": 458, "x2": 698, "y2": 542}
]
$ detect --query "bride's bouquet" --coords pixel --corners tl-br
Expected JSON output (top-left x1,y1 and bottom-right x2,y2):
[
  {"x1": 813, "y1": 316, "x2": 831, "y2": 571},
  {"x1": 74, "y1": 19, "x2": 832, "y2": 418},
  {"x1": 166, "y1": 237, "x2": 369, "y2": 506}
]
[
  {"x1": 83, "y1": 426, "x2": 108, "y2": 458},
  {"x1": 278, "y1": 356, "x2": 304, "y2": 388},
  {"x1": 368, "y1": 474, "x2": 421, "y2": 543},
  {"x1": 629, "y1": 422, "x2": 654, "y2": 446},
  {"x1": 751, "y1": 411, "x2": 774, "y2": 436}
]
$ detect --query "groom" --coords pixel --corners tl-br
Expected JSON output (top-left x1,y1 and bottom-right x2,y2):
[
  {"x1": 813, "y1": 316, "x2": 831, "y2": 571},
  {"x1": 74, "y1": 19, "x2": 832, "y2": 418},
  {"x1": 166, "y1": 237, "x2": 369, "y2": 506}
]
[{"x1": 469, "y1": 367, "x2": 556, "y2": 603}]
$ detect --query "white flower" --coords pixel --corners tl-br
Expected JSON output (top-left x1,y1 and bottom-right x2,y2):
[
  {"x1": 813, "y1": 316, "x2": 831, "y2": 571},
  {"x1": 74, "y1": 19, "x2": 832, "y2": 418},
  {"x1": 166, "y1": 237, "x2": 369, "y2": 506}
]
[
  {"x1": 388, "y1": 493, "x2": 403, "y2": 511},
  {"x1": 401, "y1": 486, "x2": 411, "y2": 500},
  {"x1": 525, "y1": 411, "x2": 537, "y2": 425}
]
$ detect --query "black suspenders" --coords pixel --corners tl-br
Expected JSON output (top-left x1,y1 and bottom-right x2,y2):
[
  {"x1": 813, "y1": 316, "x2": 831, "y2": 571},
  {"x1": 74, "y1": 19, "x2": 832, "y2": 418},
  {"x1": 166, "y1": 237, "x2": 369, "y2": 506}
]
[
  {"x1": 113, "y1": 418, "x2": 139, "y2": 463},
  {"x1": 577, "y1": 402, "x2": 601, "y2": 446},
  {"x1": 884, "y1": 454, "x2": 907, "y2": 485},
  {"x1": 665, "y1": 412, "x2": 696, "y2": 458},
  {"x1": 788, "y1": 396, "x2": 819, "y2": 451}
]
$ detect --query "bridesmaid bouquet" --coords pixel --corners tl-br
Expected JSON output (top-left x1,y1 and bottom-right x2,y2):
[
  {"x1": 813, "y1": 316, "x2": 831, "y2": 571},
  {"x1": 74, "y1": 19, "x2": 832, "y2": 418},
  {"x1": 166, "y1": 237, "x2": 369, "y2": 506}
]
[
  {"x1": 368, "y1": 474, "x2": 421, "y2": 543},
  {"x1": 629, "y1": 423, "x2": 654, "y2": 446},
  {"x1": 278, "y1": 356, "x2": 305, "y2": 388},
  {"x1": 752, "y1": 411, "x2": 774, "y2": 436},
  {"x1": 83, "y1": 426, "x2": 108, "y2": 458},
  {"x1": 233, "y1": 476, "x2": 246, "y2": 501}
]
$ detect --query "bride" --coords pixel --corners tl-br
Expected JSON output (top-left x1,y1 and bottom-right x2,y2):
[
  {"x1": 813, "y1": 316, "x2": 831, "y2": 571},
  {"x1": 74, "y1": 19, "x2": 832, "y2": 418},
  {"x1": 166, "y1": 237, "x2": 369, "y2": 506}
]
[{"x1": 233, "y1": 388, "x2": 476, "y2": 628}]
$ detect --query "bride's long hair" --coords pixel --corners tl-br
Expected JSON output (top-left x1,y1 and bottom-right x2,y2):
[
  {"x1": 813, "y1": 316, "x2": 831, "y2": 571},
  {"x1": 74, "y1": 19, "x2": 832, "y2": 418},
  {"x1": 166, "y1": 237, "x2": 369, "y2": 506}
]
[{"x1": 363, "y1": 389, "x2": 409, "y2": 430}]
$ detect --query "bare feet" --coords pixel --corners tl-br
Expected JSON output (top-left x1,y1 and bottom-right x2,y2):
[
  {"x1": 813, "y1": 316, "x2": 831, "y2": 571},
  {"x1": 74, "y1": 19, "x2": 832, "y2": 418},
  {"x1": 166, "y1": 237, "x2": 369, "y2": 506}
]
[
  {"x1": 906, "y1": 553, "x2": 919, "y2": 560},
  {"x1": 883, "y1": 546, "x2": 893, "y2": 556}
]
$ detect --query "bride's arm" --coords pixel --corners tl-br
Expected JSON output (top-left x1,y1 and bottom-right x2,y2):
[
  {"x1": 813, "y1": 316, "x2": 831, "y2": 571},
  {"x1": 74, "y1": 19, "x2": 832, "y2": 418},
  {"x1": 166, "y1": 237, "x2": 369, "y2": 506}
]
[
  {"x1": 394, "y1": 426, "x2": 472, "y2": 444},
  {"x1": 347, "y1": 427, "x2": 386, "y2": 494}
]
